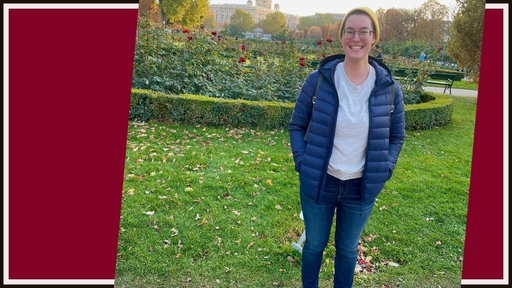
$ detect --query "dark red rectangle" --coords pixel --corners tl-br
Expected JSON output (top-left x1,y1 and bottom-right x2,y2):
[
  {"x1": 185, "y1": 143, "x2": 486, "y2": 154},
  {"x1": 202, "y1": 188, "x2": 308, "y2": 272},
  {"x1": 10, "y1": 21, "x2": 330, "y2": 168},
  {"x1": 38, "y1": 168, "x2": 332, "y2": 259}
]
[{"x1": 8, "y1": 7, "x2": 138, "y2": 280}]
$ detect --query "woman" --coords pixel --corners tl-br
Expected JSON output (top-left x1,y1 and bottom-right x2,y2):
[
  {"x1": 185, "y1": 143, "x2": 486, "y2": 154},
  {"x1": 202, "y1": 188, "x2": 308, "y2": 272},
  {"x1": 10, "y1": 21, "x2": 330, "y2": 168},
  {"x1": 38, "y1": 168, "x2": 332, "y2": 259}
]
[{"x1": 289, "y1": 7, "x2": 406, "y2": 288}]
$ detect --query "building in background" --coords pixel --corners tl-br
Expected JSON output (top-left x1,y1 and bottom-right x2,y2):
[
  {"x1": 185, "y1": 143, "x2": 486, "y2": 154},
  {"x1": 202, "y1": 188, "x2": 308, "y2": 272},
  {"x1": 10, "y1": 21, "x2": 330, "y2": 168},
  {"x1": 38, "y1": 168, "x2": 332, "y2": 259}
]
[{"x1": 210, "y1": 0, "x2": 300, "y2": 31}]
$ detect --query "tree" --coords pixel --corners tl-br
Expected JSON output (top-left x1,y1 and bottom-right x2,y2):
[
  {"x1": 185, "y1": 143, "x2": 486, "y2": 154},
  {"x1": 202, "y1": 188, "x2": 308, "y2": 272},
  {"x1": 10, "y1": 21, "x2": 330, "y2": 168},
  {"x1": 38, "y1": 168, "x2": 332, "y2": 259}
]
[
  {"x1": 261, "y1": 11, "x2": 288, "y2": 38},
  {"x1": 297, "y1": 13, "x2": 336, "y2": 30},
  {"x1": 138, "y1": 0, "x2": 163, "y2": 27},
  {"x1": 415, "y1": 0, "x2": 449, "y2": 43},
  {"x1": 297, "y1": 16, "x2": 316, "y2": 30},
  {"x1": 308, "y1": 26, "x2": 322, "y2": 39},
  {"x1": 203, "y1": 9, "x2": 216, "y2": 30},
  {"x1": 321, "y1": 23, "x2": 336, "y2": 40},
  {"x1": 228, "y1": 9, "x2": 255, "y2": 36},
  {"x1": 375, "y1": 8, "x2": 386, "y2": 40},
  {"x1": 447, "y1": 0, "x2": 485, "y2": 81},
  {"x1": 159, "y1": 0, "x2": 209, "y2": 28},
  {"x1": 381, "y1": 8, "x2": 415, "y2": 42},
  {"x1": 315, "y1": 14, "x2": 336, "y2": 26}
]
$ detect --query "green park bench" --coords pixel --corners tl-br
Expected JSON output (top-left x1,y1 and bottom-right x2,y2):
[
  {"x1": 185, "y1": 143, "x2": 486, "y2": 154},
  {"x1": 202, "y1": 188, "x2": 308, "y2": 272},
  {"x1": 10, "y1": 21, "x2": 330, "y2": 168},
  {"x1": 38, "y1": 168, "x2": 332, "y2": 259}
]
[
  {"x1": 393, "y1": 76, "x2": 454, "y2": 95},
  {"x1": 425, "y1": 79, "x2": 454, "y2": 95}
]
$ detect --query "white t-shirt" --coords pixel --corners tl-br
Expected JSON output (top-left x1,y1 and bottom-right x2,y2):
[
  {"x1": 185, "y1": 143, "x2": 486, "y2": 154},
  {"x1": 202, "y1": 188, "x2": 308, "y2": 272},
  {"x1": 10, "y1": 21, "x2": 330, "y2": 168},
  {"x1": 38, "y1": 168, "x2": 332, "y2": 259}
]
[{"x1": 328, "y1": 62, "x2": 376, "y2": 180}]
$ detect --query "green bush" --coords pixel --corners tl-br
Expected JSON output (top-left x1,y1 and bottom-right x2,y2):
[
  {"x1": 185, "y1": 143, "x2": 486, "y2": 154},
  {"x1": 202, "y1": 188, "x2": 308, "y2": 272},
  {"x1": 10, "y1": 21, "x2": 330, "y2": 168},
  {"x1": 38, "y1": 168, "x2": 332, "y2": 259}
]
[
  {"x1": 132, "y1": 20, "x2": 339, "y2": 103},
  {"x1": 128, "y1": 90, "x2": 152, "y2": 122},
  {"x1": 404, "y1": 92, "x2": 454, "y2": 130},
  {"x1": 131, "y1": 89, "x2": 294, "y2": 130},
  {"x1": 131, "y1": 89, "x2": 454, "y2": 131}
]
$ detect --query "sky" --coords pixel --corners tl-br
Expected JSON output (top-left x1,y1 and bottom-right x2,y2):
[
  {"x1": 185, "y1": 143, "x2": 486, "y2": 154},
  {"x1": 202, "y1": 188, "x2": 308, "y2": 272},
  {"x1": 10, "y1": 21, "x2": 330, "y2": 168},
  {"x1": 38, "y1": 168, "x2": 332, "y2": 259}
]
[{"x1": 209, "y1": 0, "x2": 459, "y2": 17}]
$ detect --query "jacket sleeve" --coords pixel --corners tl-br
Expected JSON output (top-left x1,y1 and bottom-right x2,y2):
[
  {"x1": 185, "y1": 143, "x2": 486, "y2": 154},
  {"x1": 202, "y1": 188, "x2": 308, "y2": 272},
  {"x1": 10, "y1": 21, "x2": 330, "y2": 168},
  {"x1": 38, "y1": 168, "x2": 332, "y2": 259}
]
[
  {"x1": 387, "y1": 82, "x2": 406, "y2": 179},
  {"x1": 289, "y1": 72, "x2": 319, "y2": 173}
]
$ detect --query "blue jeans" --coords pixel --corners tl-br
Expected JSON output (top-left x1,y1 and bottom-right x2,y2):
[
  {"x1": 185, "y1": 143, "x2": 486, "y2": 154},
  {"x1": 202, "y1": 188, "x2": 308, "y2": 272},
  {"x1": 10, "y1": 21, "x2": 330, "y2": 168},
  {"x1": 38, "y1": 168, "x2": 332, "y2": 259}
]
[{"x1": 300, "y1": 174, "x2": 376, "y2": 288}]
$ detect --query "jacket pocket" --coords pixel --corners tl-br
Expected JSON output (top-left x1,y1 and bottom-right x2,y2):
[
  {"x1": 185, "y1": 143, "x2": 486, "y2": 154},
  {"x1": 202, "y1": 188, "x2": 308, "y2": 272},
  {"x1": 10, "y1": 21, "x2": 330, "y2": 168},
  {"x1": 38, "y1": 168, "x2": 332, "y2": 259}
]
[{"x1": 386, "y1": 162, "x2": 394, "y2": 180}]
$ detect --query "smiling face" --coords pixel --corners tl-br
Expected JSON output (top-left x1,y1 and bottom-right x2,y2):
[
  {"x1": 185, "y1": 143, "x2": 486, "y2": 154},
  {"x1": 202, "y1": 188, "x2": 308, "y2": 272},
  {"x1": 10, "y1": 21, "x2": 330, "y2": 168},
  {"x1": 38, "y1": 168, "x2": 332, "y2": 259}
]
[{"x1": 340, "y1": 13, "x2": 376, "y2": 63}]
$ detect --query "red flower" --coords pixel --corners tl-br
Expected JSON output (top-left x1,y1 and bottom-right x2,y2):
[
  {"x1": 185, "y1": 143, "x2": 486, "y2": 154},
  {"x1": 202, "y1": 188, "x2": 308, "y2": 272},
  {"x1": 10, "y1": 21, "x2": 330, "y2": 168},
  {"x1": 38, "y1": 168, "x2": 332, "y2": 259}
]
[
  {"x1": 211, "y1": 31, "x2": 217, "y2": 36},
  {"x1": 326, "y1": 38, "x2": 333, "y2": 43},
  {"x1": 187, "y1": 35, "x2": 193, "y2": 41},
  {"x1": 238, "y1": 56, "x2": 246, "y2": 63},
  {"x1": 182, "y1": 29, "x2": 189, "y2": 33},
  {"x1": 317, "y1": 40, "x2": 322, "y2": 45},
  {"x1": 241, "y1": 44, "x2": 246, "y2": 51},
  {"x1": 322, "y1": 53, "x2": 326, "y2": 58},
  {"x1": 299, "y1": 61, "x2": 306, "y2": 67},
  {"x1": 299, "y1": 57, "x2": 305, "y2": 61}
]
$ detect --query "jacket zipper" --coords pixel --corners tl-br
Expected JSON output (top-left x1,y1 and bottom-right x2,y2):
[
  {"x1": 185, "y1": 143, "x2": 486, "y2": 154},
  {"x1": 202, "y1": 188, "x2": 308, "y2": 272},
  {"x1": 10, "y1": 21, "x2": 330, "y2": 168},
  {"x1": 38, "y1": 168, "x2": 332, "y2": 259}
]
[
  {"x1": 316, "y1": 67, "x2": 339, "y2": 203},
  {"x1": 361, "y1": 83, "x2": 394, "y2": 207}
]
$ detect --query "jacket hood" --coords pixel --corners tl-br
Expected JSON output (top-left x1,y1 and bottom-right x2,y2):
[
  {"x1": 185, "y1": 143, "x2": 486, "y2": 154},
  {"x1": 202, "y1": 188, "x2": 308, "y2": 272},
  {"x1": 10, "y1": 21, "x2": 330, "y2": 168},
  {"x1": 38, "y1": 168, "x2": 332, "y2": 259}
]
[{"x1": 318, "y1": 54, "x2": 394, "y2": 90}]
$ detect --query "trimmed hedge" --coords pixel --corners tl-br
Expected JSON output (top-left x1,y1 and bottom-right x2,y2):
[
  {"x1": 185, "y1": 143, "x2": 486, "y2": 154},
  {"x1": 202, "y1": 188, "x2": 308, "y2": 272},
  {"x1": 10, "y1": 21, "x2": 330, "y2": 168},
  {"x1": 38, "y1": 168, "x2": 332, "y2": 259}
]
[
  {"x1": 130, "y1": 89, "x2": 294, "y2": 130},
  {"x1": 130, "y1": 89, "x2": 454, "y2": 131},
  {"x1": 404, "y1": 92, "x2": 454, "y2": 130}
]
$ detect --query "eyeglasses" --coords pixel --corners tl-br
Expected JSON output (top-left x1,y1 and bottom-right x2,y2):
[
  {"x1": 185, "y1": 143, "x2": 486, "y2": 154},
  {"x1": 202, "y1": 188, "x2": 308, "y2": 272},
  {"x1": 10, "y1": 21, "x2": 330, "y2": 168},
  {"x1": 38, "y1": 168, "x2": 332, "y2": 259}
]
[{"x1": 342, "y1": 28, "x2": 373, "y2": 40}]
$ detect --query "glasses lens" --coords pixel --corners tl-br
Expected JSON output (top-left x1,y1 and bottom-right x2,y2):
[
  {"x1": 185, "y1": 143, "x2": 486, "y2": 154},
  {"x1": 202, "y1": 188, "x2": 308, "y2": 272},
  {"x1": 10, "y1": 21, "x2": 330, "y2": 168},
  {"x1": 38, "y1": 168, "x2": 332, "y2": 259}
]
[
  {"x1": 344, "y1": 29, "x2": 355, "y2": 38},
  {"x1": 359, "y1": 28, "x2": 371, "y2": 40}
]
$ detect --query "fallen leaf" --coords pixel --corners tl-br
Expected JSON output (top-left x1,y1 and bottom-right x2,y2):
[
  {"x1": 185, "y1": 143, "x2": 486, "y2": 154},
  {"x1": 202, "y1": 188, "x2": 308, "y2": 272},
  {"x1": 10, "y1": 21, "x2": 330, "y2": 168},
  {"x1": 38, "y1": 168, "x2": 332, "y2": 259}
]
[
  {"x1": 266, "y1": 179, "x2": 272, "y2": 185},
  {"x1": 143, "y1": 211, "x2": 155, "y2": 216},
  {"x1": 363, "y1": 234, "x2": 378, "y2": 242},
  {"x1": 275, "y1": 205, "x2": 283, "y2": 210},
  {"x1": 247, "y1": 242, "x2": 254, "y2": 249}
]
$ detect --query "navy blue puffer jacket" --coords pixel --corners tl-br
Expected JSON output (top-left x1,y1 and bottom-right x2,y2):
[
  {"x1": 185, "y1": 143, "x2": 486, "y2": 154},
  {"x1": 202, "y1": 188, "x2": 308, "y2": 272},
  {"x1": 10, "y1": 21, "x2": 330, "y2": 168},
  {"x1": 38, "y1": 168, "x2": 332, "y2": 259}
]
[{"x1": 289, "y1": 54, "x2": 406, "y2": 204}]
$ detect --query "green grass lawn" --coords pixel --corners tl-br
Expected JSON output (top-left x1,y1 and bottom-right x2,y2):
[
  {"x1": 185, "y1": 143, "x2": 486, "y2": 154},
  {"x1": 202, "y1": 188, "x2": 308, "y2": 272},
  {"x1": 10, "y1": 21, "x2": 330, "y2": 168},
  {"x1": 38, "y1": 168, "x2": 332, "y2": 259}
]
[{"x1": 115, "y1": 96, "x2": 476, "y2": 288}]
